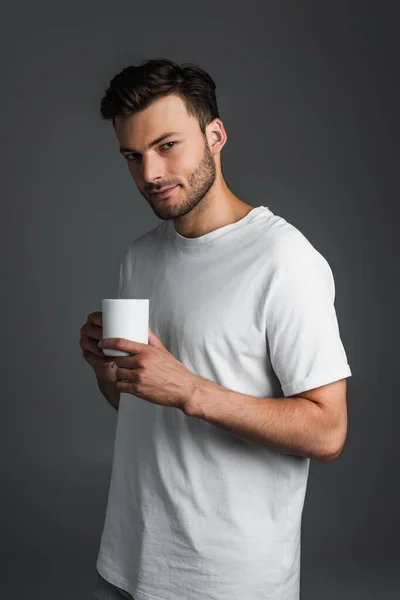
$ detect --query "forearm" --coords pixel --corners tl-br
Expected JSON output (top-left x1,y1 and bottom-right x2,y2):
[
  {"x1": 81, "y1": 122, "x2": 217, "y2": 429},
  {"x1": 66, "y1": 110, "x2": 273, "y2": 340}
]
[
  {"x1": 185, "y1": 377, "x2": 337, "y2": 463},
  {"x1": 96, "y1": 375, "x2": 120, "y2": 411}
]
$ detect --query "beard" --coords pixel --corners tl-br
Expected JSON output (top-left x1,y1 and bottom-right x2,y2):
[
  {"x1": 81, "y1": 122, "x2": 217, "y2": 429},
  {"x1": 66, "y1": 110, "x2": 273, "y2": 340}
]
[{"x1": 140, "y1": 139, "x2": 217, "y2": 221}]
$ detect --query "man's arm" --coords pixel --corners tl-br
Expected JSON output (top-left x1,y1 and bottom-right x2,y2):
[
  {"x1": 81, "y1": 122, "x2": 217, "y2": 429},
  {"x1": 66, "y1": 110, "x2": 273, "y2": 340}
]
[
  {"x1": 96, "y1": 375, "x2": 121, "y2": 411},
  {"x1": 183, "y1": 377, "x2": 347, "y2": 464}
]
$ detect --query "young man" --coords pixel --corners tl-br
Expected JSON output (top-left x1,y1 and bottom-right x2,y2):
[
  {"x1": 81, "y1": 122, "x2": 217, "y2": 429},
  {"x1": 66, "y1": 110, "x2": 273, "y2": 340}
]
[{"x1": 92, "y1": 58, "x2": 352, "y2": 600}]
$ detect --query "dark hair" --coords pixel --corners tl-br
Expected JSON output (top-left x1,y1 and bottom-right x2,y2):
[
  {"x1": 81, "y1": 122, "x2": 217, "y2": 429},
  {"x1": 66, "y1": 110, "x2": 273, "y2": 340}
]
[{"x1": 99, "y1": 58, "x2": 220, "y2": 135}]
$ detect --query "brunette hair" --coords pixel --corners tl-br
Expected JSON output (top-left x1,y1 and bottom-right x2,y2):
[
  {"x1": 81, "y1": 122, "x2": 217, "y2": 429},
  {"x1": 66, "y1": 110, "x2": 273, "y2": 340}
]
[{"x1": 99, "y1": 58, "x2": 220, "y2": 135}]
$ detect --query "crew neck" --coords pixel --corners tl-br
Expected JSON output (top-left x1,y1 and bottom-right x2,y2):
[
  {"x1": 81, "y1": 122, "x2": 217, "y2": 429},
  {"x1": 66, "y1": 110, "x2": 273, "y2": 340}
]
[{"x1": 169, "y1": 205, "x2": 268, "y2": 248}]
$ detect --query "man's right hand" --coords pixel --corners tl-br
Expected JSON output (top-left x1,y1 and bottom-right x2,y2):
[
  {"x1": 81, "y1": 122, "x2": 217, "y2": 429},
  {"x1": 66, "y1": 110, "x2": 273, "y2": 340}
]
[{"x1": 79, "y1": 311, "x2": 118, "y2": 384}]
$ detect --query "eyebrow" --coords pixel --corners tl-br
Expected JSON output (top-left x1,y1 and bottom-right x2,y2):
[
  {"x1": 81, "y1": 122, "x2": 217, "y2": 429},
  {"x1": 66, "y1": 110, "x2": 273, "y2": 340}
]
[{"x1": 119, "y1": 131, "x2": 181, "y2": 155}]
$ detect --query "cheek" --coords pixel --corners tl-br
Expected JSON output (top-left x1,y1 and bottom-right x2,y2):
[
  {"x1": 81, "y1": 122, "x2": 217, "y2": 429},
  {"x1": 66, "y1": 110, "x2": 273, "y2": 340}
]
[
  {"x1": 127, "y1": 164, "x2": 137, "y2": 178},
  {"x1": 174, "y1": 153, "x2": 198, "y2": 177}
]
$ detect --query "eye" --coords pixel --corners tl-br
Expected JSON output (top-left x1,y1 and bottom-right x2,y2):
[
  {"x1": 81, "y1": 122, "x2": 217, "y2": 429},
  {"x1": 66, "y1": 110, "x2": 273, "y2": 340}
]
[
  {"x1": 125, "y1": 141, "x2": 177, "y2": 162},
  {"x1": 125, "y1": 152, "x2": 140, "y2": 162},
  {"x1": 161, "y1": 141, "x2": 176, "y2": 151}
]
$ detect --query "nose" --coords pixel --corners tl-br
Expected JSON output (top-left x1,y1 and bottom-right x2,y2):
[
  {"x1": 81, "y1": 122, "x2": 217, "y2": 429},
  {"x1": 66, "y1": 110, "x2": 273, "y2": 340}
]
[{"x1": 142, "y1": 154, "x2": 165, "y2": 187}]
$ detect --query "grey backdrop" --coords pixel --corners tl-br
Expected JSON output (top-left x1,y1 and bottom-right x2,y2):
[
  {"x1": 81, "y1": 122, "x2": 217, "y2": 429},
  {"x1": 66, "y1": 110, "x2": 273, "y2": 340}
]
[{"x1": 1, "y1": 2, "x2": 399, "y2": 599}]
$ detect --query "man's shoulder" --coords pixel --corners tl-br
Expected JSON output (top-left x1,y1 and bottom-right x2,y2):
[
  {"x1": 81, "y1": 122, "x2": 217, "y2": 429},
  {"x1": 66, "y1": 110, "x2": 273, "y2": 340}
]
[
  {"x1": 121, "y1": 221, "x2": 166, "y2": 259},
  {"x1": 263, "y1": 213, "x2": 322, "y2": 271}
]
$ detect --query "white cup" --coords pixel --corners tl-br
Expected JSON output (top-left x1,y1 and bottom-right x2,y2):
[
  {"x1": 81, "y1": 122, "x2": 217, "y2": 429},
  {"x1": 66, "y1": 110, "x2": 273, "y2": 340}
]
[{"x1": 101, "y1": 299, "x2": 149, "y2": 357}]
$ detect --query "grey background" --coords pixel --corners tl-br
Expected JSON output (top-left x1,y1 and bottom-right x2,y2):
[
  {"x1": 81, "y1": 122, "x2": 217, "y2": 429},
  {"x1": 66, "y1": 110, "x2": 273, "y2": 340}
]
[{"x1": 1, "y1": 1, "x2": 399, "y2": 599}]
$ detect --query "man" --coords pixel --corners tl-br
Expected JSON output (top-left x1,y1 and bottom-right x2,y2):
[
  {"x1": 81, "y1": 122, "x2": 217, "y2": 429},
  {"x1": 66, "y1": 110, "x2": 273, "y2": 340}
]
[{"x1": 90, "y1": 58, "x2": 352, "y2": 600}]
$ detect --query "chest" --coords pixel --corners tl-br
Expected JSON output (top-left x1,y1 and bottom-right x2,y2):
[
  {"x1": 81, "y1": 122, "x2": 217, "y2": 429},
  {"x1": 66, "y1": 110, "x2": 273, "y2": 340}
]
[{"x1": 124, "y1": 254, "x2": 270, "y2": 362}]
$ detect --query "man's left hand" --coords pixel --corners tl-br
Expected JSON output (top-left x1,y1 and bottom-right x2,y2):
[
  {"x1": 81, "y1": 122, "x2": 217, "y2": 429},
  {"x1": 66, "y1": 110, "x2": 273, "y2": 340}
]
[{"x1": 98, "y1": 328, "x2": 198, "y2": 411}]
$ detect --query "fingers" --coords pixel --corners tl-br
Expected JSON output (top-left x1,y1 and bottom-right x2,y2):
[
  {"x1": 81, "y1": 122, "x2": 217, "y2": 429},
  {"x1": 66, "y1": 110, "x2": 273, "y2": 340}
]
[
  {"x1": 83, "y1": 349, "x2": 115, "y2": 370},
  {"x1": 81, "y1": 322, "x2": 101, "y2": 338},
  {"x1": 89, "y1": 311, "x2": 102, "y2": 327},
  {"x1": 89, "y1": 335, "x2": 105, "y2": 357},
  {"x1": 80, "y1": 312, "x2": 104, "y2": 359},
  {"x1": 80, "y1": 327, "x2": 104, "y2": 357}
]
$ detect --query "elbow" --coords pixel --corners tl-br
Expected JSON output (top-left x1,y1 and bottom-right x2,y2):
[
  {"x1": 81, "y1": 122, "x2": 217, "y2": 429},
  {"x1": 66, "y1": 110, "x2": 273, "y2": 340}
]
[
  {"x1": 317, "y1": 446, "x2": 342, "y2": 464},
  {"x1": 317, "y1": 429, "x2": 347, "y2": 464}
]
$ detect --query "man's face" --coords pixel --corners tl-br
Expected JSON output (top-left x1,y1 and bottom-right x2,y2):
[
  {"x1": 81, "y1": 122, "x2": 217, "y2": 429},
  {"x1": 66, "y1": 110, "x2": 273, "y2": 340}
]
[{"x1": 114, "y1": 94, "x2": 217, "y2": 220}]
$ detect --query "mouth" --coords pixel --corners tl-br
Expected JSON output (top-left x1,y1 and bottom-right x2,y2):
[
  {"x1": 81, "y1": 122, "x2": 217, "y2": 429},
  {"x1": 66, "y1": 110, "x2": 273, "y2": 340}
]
[{"x1": 150, "y1": 185, "x2": 179, "y2": 199}]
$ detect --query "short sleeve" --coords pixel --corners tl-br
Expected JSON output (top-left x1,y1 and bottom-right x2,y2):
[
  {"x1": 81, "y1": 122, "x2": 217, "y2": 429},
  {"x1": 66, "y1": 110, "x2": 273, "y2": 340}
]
[{"x1": 265, "y1": 252, "x2": 352, "y2": 397}]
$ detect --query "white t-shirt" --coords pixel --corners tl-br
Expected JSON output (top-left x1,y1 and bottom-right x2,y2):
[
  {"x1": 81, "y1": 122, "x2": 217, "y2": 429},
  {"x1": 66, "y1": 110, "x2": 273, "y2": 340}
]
[{"x1": 96, "y1": 205, "x2": 352, "y2": 600}]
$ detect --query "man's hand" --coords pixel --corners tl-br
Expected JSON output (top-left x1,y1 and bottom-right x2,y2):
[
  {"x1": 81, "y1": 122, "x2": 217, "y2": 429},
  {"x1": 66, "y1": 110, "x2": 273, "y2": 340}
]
[{"x1": 98, "y1": 328, "x2": 199, "y2": 411}]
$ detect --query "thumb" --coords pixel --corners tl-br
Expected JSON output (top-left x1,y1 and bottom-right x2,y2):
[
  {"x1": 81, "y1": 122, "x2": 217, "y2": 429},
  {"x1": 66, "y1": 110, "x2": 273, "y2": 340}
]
[{"x1": 148, "y1": 327, "x2": 164, "y2": 348}]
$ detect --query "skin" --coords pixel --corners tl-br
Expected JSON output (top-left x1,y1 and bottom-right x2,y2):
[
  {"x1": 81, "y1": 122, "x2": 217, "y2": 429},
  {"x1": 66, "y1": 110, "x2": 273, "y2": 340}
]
[
  {"x1": 114, "y1": 93, "x2": 254, "y2": 238},
  {"x1": 104, "y1": 94, "x2": 347, "y2": 460}
]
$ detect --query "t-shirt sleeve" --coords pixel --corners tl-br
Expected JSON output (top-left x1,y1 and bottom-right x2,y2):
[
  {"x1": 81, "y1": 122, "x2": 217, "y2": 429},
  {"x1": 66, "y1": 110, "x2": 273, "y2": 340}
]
[{"x1": 265, "y1": 251, "x2": 352, "y2": 397}]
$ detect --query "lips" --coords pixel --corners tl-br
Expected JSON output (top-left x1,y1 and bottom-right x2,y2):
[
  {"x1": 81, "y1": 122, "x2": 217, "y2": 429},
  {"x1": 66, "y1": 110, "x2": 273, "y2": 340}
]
[
  {"x1": 150, "y1": 185, "x2": 178, "y2": 198},
  {"x1": 152, "y1": 186, "x2": 175, "y2": 194}
]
